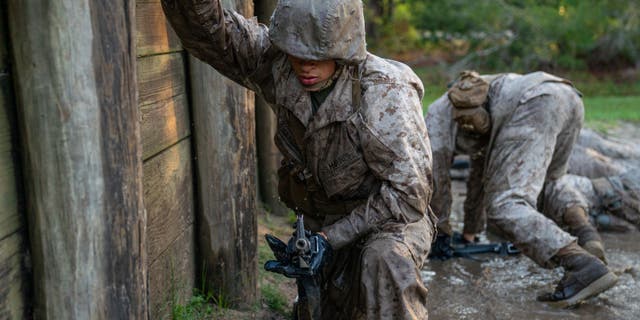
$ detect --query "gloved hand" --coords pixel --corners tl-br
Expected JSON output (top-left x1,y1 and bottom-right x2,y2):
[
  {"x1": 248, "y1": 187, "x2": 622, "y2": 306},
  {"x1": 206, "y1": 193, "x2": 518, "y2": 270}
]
[
  {"x1": 428, "y1": 233, "x2": 455, "y2": 260},
  {"x1": 264, "y1": 232, "x2": 332, "y2": 278}
]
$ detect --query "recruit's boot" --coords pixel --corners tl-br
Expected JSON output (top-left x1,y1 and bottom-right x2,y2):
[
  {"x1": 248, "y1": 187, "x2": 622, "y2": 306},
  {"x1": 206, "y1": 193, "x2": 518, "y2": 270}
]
[
  {"x1": 564, "y1": 206, "x2": 607, "y2": 263},
  {"x1": 538, "y1": 243, "x2": 617, "y2": 308}
]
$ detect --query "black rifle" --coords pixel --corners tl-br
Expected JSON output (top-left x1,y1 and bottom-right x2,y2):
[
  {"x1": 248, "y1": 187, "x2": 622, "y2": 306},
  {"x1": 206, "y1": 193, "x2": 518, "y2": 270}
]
[
  {"x1": 429, "y1": 233, "x2": 520, "y2": 260},
  {"x1": 290, "y1": 213, "x2": 320, "y2": 320},
  {"x1": 264, "y1": 213, "x2": 329, "y2": 320}
]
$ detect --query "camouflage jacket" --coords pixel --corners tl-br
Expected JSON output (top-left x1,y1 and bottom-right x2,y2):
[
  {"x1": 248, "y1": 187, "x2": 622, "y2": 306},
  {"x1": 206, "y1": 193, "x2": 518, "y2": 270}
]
[
  {"x1": 162, "y1": 0, "x2": 435, "y2": 249},
  {"x1": 426, "y1": 72, "x2": 579, "y2": 233}
]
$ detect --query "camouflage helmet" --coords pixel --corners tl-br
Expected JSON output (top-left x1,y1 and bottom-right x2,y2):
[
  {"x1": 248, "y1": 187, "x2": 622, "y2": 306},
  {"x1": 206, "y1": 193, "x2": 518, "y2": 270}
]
[{"x1": 269, "y1": 0, "x2": 367, "y2": 65}]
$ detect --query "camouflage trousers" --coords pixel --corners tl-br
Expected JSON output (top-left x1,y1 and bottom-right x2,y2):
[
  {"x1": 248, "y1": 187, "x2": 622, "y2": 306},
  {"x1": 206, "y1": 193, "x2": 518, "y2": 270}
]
[
  {"x1": 484, "y1": 84, "x2": 583, "y2": 266},
  {"x1": 318, "y1": 215, "x2": 433, "y2": 320}
]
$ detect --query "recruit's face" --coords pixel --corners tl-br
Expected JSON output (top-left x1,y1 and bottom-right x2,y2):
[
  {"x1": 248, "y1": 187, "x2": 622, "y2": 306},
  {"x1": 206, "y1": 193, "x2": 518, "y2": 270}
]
[{"x1": 288, "y1": 55, "x2": 336, "y2": 91}]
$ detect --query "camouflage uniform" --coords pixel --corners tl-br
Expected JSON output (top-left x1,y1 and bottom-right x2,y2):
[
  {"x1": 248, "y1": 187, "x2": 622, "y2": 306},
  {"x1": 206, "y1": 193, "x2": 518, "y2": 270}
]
[
  {"x1": 426, "y1": 72, "x2": 584, "y2": 266},
  {"x1": 544, "y1": 169, "x2": 640, "y2": 230},
  {"x1": 162, "y1": 0, "x2": 436, "y2": 318}
]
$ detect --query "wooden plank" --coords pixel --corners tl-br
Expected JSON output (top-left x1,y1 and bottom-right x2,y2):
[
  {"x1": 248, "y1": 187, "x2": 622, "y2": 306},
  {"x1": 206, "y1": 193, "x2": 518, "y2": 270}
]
[
  {"x1": 253, "y1": 0, "x2": 287, "y2": 215},
  {"x1": 0, "y1": 75, "x2": 20, "y2": 241},
  {"x1": 0, "y1": 0, "x2": 19, "y2": 241},
  {"x1": 143, "y1": 139, "x2": 195, "y2": 263},
  {"x1": 8, "y1": 1, "x2": 147, "y2": 319},
  {"x1": 0, "y1": 0, "x2": 8, "y2": 70},
  {"x1": 136, "y1": 0, "x2": 183, "y2": 57},
  {"x1": 0, "y1": 2, "x2": 27, "y2": 318},
  {"x1": 148, "y1": 226, "x2": 196, "y2": 320},
  {"x1": 141, "y1": 93, "x2": 191, "y2": 160},
  {"x1": 0, "y1": 233, "x2": 27, "y2": 320},
  {"x1": 137, "y1": 53, "x2": 186, "y2": 106},
  {"x1": 188, "y1": 0, "x2": 258, "y2": 305},
  {"x1": 137, "y1": 53, "x2": 191, "y2": 159}
]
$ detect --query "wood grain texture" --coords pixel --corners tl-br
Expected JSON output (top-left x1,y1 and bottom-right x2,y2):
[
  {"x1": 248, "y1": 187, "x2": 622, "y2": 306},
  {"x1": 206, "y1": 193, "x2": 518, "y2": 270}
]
[
  {"x1": 136, "y1": 0, "x2": 183, "y2": 57},
  {"x1": 0, "y1": 75, "x2": 19, "y2": 241},
  {"x1": 137, "y1": 53, "x2": 191, "y2": 160},
  {"x1": 0, "y1": 3, "x2": 27, "y2": 316},
  {"x1": 254, "y1": 0, "x2": 284, "y2": 216},
  {"x1": 189, "y1": 0, "x2": 258, "y2": 306},
  {"x1": 0, "y1": 233, "x2": 27, "y2": 320},
  {"x1": 8, "y1": 1, "x2": 147, "y2": 319},
  {"x1": 148, "y1": 226, "x2": 196, "y2": 320},
  {"x1": 143, "y1": 139, "x2": 195, "y2": 264}
]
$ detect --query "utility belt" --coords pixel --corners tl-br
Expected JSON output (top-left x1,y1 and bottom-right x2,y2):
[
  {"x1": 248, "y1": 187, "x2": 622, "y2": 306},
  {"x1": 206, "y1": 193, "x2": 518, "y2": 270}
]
[{"x1": 277, "y1": 158, "x2": 366, "y2": 224}]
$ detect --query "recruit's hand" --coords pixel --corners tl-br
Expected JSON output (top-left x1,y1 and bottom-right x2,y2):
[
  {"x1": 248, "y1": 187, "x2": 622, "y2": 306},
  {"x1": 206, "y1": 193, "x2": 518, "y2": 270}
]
[{"x1": 264, "y1": 232, "x2": 332, "y2": 278}]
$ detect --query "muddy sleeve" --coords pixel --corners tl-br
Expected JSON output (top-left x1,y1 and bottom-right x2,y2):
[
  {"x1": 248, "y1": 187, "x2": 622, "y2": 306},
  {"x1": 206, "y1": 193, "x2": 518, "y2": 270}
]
[
  {"x1": 161, "y1": 0, "x2": 277, "y2": 99},
  {"x1": 463, "y1": 155, "x2": 487, "y2": 234},
  {"x1": 424, "y1": 95, "x2": 456, "y2": 235},
  {"x1": 322, "y1": 84, "x2": 434, "y2": 249}
]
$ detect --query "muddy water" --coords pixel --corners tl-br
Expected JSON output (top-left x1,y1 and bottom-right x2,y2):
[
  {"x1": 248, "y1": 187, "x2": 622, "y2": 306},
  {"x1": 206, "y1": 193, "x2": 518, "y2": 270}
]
[{"x1": 422, "y1": 180, "x2": 640, "y2": 320}]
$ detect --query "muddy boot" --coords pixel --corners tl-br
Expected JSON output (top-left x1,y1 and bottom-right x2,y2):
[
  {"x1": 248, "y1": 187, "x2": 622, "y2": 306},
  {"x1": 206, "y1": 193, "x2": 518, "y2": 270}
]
[
  {"x1": 538, "y1": 243, "x2": 618, "y2": 308},
  {"x1": 564, "y1": 206, "x2": 607, "y2": 263}
]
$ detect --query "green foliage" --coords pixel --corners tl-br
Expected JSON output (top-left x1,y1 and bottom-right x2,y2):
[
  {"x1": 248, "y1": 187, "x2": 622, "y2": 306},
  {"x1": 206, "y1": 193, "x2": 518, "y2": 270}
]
[
  {"x1": 168, "y1": 260, "x2": 232, "y2": 320},
  {"x1": 365, "y1": 1, "x2": 424, "y2": 59},
  {"x1": 366, "y1": 0, "x2": 640, "y2": 75},
  {"x1": 583, "y1": 95, "x2": 640, "y2": 124},
  {"x1": 261, "y1": 284, "x2": 290, "y2": 316},
  {"x1": 257, "y1": 213, "x2": 295, "y2": 317},
  {"x1": 171, "y1": 290, "x2": 215, "y2": 320}
]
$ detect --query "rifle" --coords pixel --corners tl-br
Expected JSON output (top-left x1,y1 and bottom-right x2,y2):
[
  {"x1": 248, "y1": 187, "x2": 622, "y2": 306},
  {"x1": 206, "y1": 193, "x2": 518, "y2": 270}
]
[
  {"x1": 429, "y1": 232, "x2": 520, "y2": 261},
  {"x1": 264, "y1": 213, "x2": 330, "y2": 320}
]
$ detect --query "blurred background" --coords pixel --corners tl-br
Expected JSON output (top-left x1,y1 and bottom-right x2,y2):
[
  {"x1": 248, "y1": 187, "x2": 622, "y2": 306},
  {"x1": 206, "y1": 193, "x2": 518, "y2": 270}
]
[{"x1": 363, "y1": 0, "x2": 640, "y2": 128}]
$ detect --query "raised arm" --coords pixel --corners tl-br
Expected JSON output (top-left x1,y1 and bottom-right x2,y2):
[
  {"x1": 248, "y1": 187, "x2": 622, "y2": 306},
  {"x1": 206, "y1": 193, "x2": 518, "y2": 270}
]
[
  {"x1": 462, "y1": 153, "x2": 487, "y2": 235},
  {"x1": 322, "y1": 83, "x2": 435, "y2": 249},
  {"x1": 425, "y1": 94, "x2": 456, "y2": 235},
  {"x1": 161, "y1": 0, "x2": 278, "y2": 98}
]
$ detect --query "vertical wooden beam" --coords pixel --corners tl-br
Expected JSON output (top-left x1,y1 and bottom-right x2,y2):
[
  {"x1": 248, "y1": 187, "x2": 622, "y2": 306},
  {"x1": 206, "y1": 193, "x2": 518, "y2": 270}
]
[
  {"x1": 0, "y1": 2, "x2": 29, "y2": 318},
  {"x1": 254, "y1": 0, "x2": 287, "y2": 216},
  {"x1": 8, "y1": 0, "x2": 147, "y2": 319},
  {"x1": 189, "y1": 0, "x2": 258, "y2": 308}
]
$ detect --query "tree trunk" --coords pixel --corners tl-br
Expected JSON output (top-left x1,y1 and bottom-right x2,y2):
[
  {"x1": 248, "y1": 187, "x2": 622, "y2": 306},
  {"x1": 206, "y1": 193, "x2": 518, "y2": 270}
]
[
  {"x1": 255, "y1": 0, "x2": 288, "y2": 216},
  {"x1": 189, "y1": 0, "x2": 258, "y2": 308},
  {"x1": 8, "y1": 1, "x2": 147, "y2": 319}
]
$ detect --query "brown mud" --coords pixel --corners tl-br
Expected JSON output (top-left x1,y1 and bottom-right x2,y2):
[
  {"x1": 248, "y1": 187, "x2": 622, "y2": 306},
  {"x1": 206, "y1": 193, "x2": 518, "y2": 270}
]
[
  {"x1": 425, "y1": 122, "x2": 640, "y2": 320},
  {"x1": 250, "y1": 123, "x2": 640, "y2": 319}
]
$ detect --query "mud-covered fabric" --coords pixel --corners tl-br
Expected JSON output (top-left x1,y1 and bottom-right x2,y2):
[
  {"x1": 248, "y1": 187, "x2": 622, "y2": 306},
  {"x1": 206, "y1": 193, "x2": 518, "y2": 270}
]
[
  {"x1": 162, "y1": 1, "x2": 434, "y2": 318},
  {"x1": 269, "y1": 0, "x2": 367, "y2": 65},
  {"x1": 463, "y1": 154, "x2": 488, "y2": 235},
  {"x1": 426, "y1": 72, "x2": 583, "y2": 265},
  {"x1": 544, "y1": 169, "x2": 640, "y2": 230},
  {"x1": 322, "y1": 217, "x2": 433, "y2": 319},
  {"x1": 541, "y1": 175, "x2": 593, "y2": 224}
]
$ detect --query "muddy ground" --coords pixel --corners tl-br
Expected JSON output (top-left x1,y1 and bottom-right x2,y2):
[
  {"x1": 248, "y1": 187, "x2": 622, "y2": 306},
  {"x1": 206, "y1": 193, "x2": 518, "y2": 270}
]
[
  {"x1": 424, "y1": 122, "x2": 640, "y2": 320},
  {"x1": 424, "y1": 179, "x2": 640, "y2": 320},
  {"x1": 249, "y1": 123, "x2": 640, "y2": 319}
]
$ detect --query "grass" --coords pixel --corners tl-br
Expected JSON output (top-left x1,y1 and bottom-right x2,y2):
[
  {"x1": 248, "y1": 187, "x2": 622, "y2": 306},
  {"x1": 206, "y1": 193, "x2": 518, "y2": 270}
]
[
  {"x1": 261, "y1": 283, "x2": 290, "y2": 315},
  {"x1": 257, "y1": 212, "x2": 296, "y2": 318},
  {"x1": 169, "y1": 260, "x2": 232, "y2": 320},
  {"x1": 417, "y1": 70, "x2": 640, "y2": 129},
  {"x1": 583, "y1": 95, "x2": 640, "y2": 126},
  {"x1": 167, "y1": 211, "x2": 296, "y2": 320},
  {"x1": 172, "y1": 291, "x2": 215, "y2": 320}
]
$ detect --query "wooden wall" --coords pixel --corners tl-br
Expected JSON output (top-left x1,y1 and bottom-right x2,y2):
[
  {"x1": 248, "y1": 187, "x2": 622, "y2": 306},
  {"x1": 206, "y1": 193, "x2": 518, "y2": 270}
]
[
  {"x1": 9, "y1": 0, "x2": 147, "y2": 318},
  {"x1": 0, "y1": 2, "x2": 28, "y2": 319},
  {"x1": 1, "y1": 0, "x2": 259, "y2": 317},
  {"x1": 189, "y1": 0, "x2": 258, "y2": 308},
  {"x1": 135, "y1": 0, "x2": 196, "y2": 318}
]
